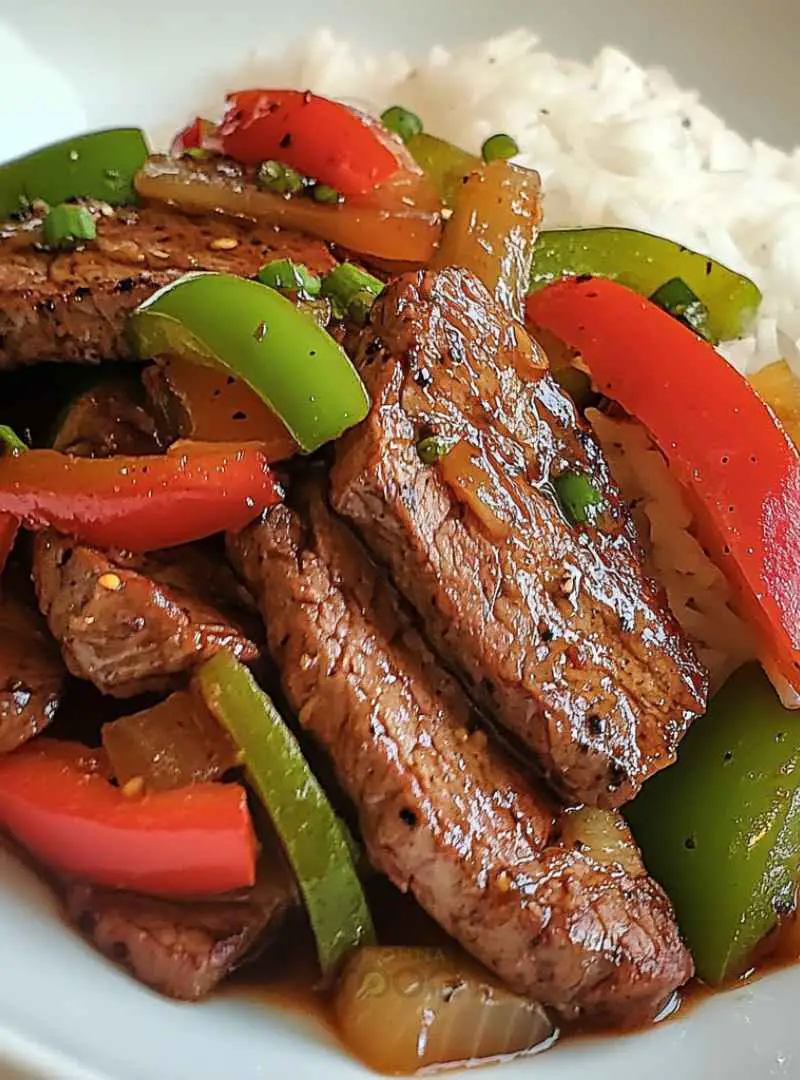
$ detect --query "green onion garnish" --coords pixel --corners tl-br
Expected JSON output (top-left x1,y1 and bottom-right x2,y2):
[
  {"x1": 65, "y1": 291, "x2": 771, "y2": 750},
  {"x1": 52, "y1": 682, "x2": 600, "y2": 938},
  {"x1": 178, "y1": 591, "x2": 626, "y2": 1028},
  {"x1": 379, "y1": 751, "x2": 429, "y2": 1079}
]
[
  {"x1": 417, "y1": 435, "x2": 457, "y2": 465},
  {"x1": 322, "y1": 263, "x2": 384, "y2": 322},
  {"x1": 380, "y1": 105, "x2": 423, "y2": 144},
  {"x1": 42, "y1": 204, "x2": 97, "y2": 250},
  {"x1": 311, "y1": 183, "x2": 342, "y2": 204},
  {"x1": 649, "y1": 277, "x2": 713, "y2": 341},
  {"x1": 256, "y1": 160, "x2": 305, "y2": 196},
  {"x1": 0, "y1": 425, "x2": 28, "y2": 456},
  {"x1": 481, "y1": 133, "x2": 520, "y2": 163},
  {"x1": 257, "y1": 258, "x2": 322, "y2": 298},
  {"x1": 553, "y1": 470, "x2": 603, "y2": 525}
]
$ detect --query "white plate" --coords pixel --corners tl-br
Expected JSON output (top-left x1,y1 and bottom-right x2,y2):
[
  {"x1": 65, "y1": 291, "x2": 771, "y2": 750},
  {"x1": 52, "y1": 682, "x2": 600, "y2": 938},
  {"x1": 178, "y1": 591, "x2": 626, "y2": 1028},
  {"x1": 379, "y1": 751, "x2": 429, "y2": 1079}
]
[{"x1": 0, "y1": 2, "x2": 797, "y2": 1078}]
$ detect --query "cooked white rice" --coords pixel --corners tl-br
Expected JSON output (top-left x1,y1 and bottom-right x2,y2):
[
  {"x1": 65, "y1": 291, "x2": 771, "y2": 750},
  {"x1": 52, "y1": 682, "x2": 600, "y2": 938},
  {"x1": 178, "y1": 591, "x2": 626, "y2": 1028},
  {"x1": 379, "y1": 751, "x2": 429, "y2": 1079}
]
[{"x1": 202, "y1": 27, "x2": 800, "y2": 375}]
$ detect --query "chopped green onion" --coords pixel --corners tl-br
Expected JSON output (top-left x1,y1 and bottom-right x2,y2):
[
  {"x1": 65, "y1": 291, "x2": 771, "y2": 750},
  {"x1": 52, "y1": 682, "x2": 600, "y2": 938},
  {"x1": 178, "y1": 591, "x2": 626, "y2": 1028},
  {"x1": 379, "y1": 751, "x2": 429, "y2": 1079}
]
[
  {"x1": 417, "y1": 434, "x2": 458, "y2": 465},
  {"x1": 481, "y1": 133, "x2": 519, "y2": 163},
  {"x1": 256, "y1": 159, "x2": 305, "y2": 196},
  {"x1": 312, "y1": 183, "x2": 342, "y2": 204},
  {"x1": 0, "y1": 426, "x2": 28, "y2": 456},
  {"x1": 183, "y1": 147, "x2": 212, "y2": 161},
  {"x1": 257, "y1": 258, "x2": 322, "y2": 298},
  {"x1": 42, "y1": 204, "x2": 97, "y2": 250},
  {"x1": 649, "y1": 277, "x2": 713, "y2": 341},
  {"x1": 553, "y1": 470, "x2": 603, "y2": 525},
  {"x1": 380, "y1": 105, "x2": 423, "y2": 144},
  {"x1": 196, "y1": 653, "x2": 375, "y2": 973},
  {"x1": 321, "y1": 263, "x2": 384, "y2": 322}
]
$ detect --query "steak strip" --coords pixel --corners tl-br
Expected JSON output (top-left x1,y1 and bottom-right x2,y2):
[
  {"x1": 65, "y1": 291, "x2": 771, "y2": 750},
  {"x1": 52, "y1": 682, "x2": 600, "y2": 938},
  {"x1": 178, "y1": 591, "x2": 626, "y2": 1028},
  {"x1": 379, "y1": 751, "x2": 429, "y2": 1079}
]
[
  {"x1": 228, "y1": 477, "x2": 692, "y2": 1026},
  {"x1": 332, "y1": 268, "x2": 707, "y2": 807}
]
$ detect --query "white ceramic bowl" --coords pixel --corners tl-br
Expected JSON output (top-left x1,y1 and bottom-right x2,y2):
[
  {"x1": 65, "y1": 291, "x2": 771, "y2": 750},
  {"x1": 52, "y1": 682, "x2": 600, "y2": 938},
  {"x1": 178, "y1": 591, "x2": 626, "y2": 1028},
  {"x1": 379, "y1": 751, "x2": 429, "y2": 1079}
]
[{"x1": 0, "y1": 3, "x2": 797, "y2": 1077}]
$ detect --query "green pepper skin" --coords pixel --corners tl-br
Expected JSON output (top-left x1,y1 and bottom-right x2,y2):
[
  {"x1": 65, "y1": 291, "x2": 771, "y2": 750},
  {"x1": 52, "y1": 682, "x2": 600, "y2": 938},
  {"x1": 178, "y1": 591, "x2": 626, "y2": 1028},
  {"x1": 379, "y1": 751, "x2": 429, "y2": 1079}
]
[
  {"x1": 0, "y1": 129, "x2": 149, "y2": 219},
  {"x1": 196, "y1": 654, "x2": 375, "y2": 973},
  {"x1": 626, "y1": 664, "x2": 800, "y2": 985},
  {"x1": 130, "y1": 272, "x2": 369, "y2": 454},
  {"x1": 406, "y1": 132, "x2": 481, "y2": 208},
  {"x1": 529, "y1": 227, "x2": 761, "y2": 343}
]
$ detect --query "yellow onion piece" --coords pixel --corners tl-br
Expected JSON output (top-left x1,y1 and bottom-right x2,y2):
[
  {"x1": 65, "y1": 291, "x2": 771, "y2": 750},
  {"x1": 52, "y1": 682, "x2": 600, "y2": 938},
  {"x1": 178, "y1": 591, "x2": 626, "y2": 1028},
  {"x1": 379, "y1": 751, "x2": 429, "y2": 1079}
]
[
  {"x1": 431, "y1": 158, "x2": 542, "y2": 322},
  {"x1": 334, "y1": 946, "x2": 556, "y2": 1075},
  {"x1": 558, "y1": 806, "x2": 645, "y2": 878},
  {"x1": 750, "y1": 359, "x2": 800, "y2": 449},
  {"x1": 136, "y1": 155, "x2": 442, "y2": 265}
]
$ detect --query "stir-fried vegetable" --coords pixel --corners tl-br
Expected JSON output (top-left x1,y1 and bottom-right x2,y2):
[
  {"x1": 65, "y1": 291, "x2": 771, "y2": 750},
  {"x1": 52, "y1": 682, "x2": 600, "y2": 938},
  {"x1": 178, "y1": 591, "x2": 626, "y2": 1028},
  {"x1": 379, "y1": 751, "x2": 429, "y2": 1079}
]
[
  {"x1": 143, "y1": 357, "x2": 297, "y2": 461},
  {"x1": 41, "y1": 203, "x2": 96, "y2": 250},
  {"x1": 130, "y1": 272, "x2": 369, "y2": 455},
  {"x1": 255, "y1": 159, "x2": 306, "y2": 195},
  {"x1": 0, "y1": 128, "x2": 149, "y2": 219},
  {"x1": 432, "y1": 158, "x2": 542, "y2": 321},
  {"x1": 218, "y1": 90, "x2": 407, "y2": 197},
  {"x1": 334, "y1": 946, "x2": 557, "y2": 1074},
  {"x1": 649, "y1": 277, "x2": 712, "y2": 341},
  {"x1": 171, "y1": 116, "x2": 217, "y2": 158},
  {"x1": 102, "y1": 689, "x2": 238, "y2": 793},
  {"x1": 0, "y1": 440, "x2": 280, "y2": 551},
  {"x1": 380, "y1": 105, "x2": 423, "y2": 144},
  {"x1": 529, "y1": 228, "x2": 761, "y2": 342},
  {"x1": 0, "y1": 740, "x2": 257, "y2": 896},
  {"x1": 481, "y1": 133, "x2": 520, "y2": 163},
  {"x1": 526, "y1": 277, "x2": 800, "y2": 694},
  {"x1": 627, "y1": 664, "x2": 800, "y2": 984},
  {"x1": 196, "y1": 654, "x2": 374, "y2": 972},
  {"x1": 553, "y1": 469, "x2": 604, "y2": 525},
  {"x1": 256, "y1": 258, "x2": 322, "y2": 297},
  {"x1": 416, "y1": 434, "x2": 458, "y2": 465},
  {"x1": 321, "y1": 262, "x2": 385, "y2": 322},
  {"x1": 405, "y1": 131, "x2": 481, "y2": 207},
  {"x1": 136, "y1": 154, "x2": 442, "y2": 265},
  {"x1": 558, "y1": 807, "x2": 644, "y2": 878},
  {"x1": 0, "y1": 426, "x2": 24, "y2": 575},
  {"x1": 752, "y1": 360, "x2": 800, "y2": 448}
]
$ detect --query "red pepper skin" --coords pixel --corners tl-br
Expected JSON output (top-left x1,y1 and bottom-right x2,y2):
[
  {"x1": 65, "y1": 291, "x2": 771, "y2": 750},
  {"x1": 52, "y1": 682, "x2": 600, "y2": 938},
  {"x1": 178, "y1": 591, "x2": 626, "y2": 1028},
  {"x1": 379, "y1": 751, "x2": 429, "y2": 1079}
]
[
  {"x1": 170, "y1": 117, "x2": 220, "y2": 158},
  {"x1": 0, "y1": 440, "x2": 281, "y2": 552},
  {"x1": 218, "y1": 90, "x2": 406, "y2": 197},
  {"x1": 0, "y1": 741, "x2": 257, "y2": 896},
  {"x1": 526, "y1": 277, "x2": 800, "y2": 690},
  {"x1": 0, "y1": 514, "x2": 18, "y2": 573}
]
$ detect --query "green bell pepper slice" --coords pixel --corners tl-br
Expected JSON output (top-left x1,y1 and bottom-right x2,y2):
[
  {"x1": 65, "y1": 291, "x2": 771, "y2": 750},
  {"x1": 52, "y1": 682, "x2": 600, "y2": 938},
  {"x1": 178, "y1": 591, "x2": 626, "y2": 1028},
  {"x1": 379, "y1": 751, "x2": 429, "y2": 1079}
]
[
  {"x1": 0, "y1": 128, "x2": 149, "y2": 220},
  {"x1": 129, "y1": 272, "x2": 369, "y2": 454},
  {"x1": 529, "y1": 227, "x2": 761, "y2": 342},
  {"x1": 196, "y1": 653, "x2": 375, "y2": 973},
  {"x1": 406, "y1": 132, "x2": 481, "y2": 208},
  {"x1": 626, "y1": 664, "x2": 800, "y2": 985}
]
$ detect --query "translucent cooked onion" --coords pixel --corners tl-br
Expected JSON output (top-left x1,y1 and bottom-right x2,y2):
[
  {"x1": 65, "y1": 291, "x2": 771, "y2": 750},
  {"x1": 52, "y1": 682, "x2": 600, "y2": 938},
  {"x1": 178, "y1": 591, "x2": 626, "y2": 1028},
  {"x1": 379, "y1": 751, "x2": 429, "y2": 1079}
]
[
  {"x1": 558, "y1": 806, "x2": 645, "y2": 877},
  {"x1": 102, "y1": 688, "x2": 238, "y2": 792},
  {"x1": 333, "y1": 946, "x2": 557, "y2": 1074},
  {"x1": 136, "y1": 155, "x2": 442, "y2": 265}
]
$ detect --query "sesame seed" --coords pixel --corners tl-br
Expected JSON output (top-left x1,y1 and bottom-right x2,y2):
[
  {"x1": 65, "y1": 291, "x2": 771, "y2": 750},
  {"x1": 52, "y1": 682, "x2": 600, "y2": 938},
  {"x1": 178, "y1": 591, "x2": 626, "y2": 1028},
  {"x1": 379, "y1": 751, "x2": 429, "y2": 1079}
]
[
  {"x1": 209, "y1": 237, "x2": 239, "y2": 251},
  {"x1": 97, "y1": 572, "x2": 122, "y2": 591},
  {"x1": 122, "y1": 776, "x2": 145, "y2": 798},
  {"x1": 497, "y1": 871, "x2": 511, "y2": 892}
]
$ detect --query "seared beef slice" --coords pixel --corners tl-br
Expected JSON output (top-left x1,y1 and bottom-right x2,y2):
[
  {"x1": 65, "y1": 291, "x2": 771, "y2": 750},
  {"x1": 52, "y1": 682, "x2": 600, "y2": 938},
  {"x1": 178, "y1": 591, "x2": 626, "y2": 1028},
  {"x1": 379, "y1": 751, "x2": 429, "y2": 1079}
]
[
  {"x1": 0, "y1": 589, "x2": 64, "y2": 752},
  {"x1": 229, "y1": 480, "x2": 692, "y2": 1025},
  {"x1": 0, "y1": 206, "x2": 336, "y2": 367},
  {"x1": 34, "y1": 534, "x2": 258, "y2": 697},
  {"x1": 332, "y1": 268, "x2": 707, "y2": 807}
]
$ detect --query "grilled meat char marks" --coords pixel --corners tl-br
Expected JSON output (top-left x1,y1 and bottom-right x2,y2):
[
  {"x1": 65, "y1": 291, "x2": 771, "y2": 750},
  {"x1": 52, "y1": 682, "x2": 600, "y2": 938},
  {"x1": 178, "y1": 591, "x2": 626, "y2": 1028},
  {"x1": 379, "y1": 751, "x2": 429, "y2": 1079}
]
[
  {"x1": 229, "y1": 478, "x2": 693, "y2": 1026},
  {"x1": 332, "y1": 268, "x2": 707, "y2": 807},
  {"x1": 0, "y1": 205, "x2": 337, "y2": 367}
]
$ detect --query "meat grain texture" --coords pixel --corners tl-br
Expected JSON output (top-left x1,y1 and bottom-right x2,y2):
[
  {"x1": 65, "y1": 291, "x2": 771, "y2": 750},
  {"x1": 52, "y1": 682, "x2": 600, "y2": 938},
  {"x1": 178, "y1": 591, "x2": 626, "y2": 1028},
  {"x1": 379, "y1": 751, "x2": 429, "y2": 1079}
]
[
  {"x1": 332, "y1": 268, "x2": 707, "y2": 807},
  {"x1": 229, "y1": 477, "x2": 693, "y2": 1026}
]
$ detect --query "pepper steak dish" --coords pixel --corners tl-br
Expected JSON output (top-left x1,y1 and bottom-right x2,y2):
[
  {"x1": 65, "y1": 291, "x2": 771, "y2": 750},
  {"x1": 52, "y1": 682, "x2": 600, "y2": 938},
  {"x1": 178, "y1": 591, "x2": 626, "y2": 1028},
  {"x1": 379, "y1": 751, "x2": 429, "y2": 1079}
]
[{"x1": 0, "y1": 89, "x2": 799, "y2": 1074}]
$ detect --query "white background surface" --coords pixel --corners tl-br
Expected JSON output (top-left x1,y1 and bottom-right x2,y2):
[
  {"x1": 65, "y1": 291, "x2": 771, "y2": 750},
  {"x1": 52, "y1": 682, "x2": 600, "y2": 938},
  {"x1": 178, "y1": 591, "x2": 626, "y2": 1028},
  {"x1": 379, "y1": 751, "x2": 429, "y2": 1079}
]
[{"x1": 0, "y1": 2, "x2": 798, "y2": 1078}]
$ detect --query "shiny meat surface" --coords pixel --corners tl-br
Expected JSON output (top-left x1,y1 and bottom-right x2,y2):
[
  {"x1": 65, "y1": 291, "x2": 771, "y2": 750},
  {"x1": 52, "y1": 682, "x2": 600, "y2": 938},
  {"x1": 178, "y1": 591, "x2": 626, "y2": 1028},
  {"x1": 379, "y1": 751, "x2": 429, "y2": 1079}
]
[
  {"x1": 33, "y1": 533, "x2": 259, "y2": 697},
  {"x1": 64, "y1": 856, "x2": 297, "y2": 1000},
  {"x1": 0, "y1": 587, "x2": 64, "y2": 753},
  {"x1": 0, "y1": 205, "x2": 337, "y2": 367},
  {"x1": 228, "y1": 477, "x2": 693, "y2": 1025},
  {"x1": 52, "y1": 376, "x2": 162, "y2": 458},
  {"x1": 332, "y1": 268, "x2": 707, "y2": 807}
]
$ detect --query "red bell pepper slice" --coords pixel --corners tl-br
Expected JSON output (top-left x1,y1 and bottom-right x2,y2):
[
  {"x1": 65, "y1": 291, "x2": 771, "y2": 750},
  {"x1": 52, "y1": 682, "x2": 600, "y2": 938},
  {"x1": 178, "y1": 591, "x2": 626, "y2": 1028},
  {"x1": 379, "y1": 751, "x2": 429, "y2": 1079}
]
[
  {"x1": 0, "y1": 514, "x2": 18, "y2": 574},
  {"x1": 526, "y1": 277, "x2": 800, "y2": 691},
  {"x1": 171, "y1": 116, "x2": 220, "y2": 158},
  {"x1": 0, "y1": 440, "x2": 281, "y2": 552},
  {"x1": 218, "y1": 89, "x2": 407, "y2": 197},
  {"x1": 0, "y1": 741, "x2": 257, "y2": 896}
]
